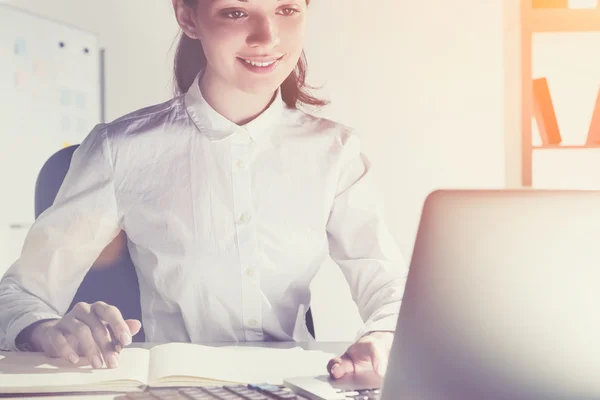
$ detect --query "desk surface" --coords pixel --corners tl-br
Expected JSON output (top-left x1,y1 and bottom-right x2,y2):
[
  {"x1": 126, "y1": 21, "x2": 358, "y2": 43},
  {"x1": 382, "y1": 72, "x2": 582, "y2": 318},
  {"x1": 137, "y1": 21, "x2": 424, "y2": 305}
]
[
  {"x1": 133, "y1": 341, "x2": 351, "y2": 353},
  {"x1": 2, "y1": 341, "x2": 352, "y2": 400}
]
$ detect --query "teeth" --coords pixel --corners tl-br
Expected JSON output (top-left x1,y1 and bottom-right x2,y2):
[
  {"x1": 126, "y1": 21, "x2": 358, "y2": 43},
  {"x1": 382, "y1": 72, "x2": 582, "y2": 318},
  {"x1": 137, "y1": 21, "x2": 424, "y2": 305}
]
[{"x1": 242, "y1": 58, "x2": 277, "y2": 67}]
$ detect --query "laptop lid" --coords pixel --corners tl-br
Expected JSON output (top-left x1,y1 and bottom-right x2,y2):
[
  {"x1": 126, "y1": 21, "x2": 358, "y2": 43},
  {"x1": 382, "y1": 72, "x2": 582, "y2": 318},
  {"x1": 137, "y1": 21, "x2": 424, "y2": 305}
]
[{"x1": 381, "y1": 189, "x2": 600, "y2": 400}]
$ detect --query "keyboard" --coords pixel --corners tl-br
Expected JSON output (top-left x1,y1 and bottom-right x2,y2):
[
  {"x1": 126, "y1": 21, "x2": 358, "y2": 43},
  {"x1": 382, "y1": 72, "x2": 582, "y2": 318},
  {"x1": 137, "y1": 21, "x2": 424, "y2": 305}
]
[
  {"x1": 116, "y1": 384, "x2": 310, "y2": 399},
  {"x1": 115, "y1": 384, "x2": 382, "y2": 400}
]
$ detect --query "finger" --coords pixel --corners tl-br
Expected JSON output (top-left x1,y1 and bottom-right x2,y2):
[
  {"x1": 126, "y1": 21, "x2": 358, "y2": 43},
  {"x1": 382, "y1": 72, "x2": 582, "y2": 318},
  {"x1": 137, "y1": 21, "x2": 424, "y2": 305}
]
[
  {"x1": 351, "y1": 340, "x2": 387, "y2": 377},
  {"x1": 369, "y1": 345, "x2": 386, "y2": 377},
  {"x1": 91, "y1": 302, "x2": 132, "y2": 346},
  {"x1": 327, "y1": 356, "x2": 342, "y2": 373},
  {"x1": 45, "y1": 329, "x2": 80, "y2": 365},
  {"x1": 75, "y1": 309, "x2": 119, "y2": 368},
  {"x1": 57, "y1": 317, "x2": 103, "y2": 369},
  {"x1": 65, "y1": 334, "x2": 80, "y2": 355},
  {"x1": 106, "y1": 324, "x2": 123, "y2": 354},
  {"x1": 125, "y1": 319, "x2": 142, "y2": 337},
  {"x1": 364, "y1": 340, "x2": 387, "y2": 377},
  {"x1": 328, "y1": 354, "x2": 355, "y2": 379}
]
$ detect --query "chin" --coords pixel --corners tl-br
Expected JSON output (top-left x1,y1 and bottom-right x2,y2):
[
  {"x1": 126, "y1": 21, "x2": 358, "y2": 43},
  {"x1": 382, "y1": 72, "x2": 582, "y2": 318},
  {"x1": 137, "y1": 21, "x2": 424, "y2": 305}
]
[
  {"x1": 238, "y1": 84, "x2": 280, "y2": 100},
  {"x1": 237, "y1": 75, "x2": 287, "y2": 96}
]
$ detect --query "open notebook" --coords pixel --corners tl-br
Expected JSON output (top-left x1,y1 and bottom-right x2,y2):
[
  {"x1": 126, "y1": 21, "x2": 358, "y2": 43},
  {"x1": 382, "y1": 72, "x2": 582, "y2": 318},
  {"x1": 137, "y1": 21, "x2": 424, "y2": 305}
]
[{"x1": 0, "y1": 343, "x2": 335, "y2": 394}]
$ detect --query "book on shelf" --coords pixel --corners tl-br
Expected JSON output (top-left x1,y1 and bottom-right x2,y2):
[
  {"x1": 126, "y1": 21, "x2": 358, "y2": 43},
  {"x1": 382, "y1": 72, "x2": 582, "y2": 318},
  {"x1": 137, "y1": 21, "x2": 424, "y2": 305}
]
[
  {"x1": 586, "y1": 88, "x2": 600, "y2": 145},
  {"x1": 533, "y1": 77, "x2": 562, "y2": 146}
]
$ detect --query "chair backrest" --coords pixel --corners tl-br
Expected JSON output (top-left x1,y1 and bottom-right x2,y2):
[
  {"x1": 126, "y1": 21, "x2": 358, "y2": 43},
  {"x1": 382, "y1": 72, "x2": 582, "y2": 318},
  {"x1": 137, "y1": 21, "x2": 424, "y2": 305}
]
[
  {"x1": 35, "y1": 145, "x2": 315, "y2": 340},
  {"x1": 34, "y1": 145, "x2": 145, "y2": 342}
]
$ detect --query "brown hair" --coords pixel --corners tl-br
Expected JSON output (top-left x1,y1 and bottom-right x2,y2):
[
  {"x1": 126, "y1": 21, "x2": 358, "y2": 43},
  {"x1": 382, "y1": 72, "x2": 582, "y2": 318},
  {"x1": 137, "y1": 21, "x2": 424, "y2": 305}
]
[{"x1": 172, "y1": 0, "x2": 327, "y2": 109}]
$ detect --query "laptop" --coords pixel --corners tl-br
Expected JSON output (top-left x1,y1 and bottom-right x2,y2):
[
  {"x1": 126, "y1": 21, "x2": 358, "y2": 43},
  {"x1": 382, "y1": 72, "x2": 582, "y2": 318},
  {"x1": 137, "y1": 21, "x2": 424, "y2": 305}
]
[{"x1": 284, "y1": 189, "x2": 600, "y2": 399}]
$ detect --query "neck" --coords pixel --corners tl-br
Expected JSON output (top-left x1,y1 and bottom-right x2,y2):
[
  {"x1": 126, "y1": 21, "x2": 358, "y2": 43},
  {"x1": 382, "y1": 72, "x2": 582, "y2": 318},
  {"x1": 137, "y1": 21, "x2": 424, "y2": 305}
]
[{"x1": 199, "y1": 67, "x2": 276, "y2": 126}]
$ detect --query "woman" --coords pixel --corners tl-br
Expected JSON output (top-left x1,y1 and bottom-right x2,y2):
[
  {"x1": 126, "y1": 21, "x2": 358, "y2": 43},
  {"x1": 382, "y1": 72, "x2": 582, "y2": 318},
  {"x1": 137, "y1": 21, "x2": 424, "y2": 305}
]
[{"x1": 0, "y1": 0, "x2": 407, "y2": 380}]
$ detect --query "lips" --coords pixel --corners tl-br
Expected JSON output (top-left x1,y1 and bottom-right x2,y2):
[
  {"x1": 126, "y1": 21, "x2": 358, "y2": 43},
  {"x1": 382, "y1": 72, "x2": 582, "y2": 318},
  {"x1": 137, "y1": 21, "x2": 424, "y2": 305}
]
[
  {"x1": 236, "y1": 54, "x2": 285, "y2": 74},
  {"x1": 238, "y1": 55, "x2": 284, "y2": 67},
  {"x1": 241, "y1": 59, "x2": 278, "y2": 67}
]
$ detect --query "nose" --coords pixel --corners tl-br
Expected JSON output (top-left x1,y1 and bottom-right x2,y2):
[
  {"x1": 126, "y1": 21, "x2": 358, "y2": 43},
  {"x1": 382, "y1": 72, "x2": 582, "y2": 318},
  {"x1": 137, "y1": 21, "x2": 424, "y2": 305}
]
[{"x1": 246, "y1": 15, "x2": 280, "y2": 49}]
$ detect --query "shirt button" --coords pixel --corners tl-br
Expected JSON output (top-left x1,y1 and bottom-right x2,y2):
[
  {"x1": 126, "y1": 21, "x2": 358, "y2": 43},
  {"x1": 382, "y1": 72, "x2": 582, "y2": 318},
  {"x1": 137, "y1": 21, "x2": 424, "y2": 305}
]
[
  {"x1": 245, "y1": 268, "x2": 255, "y2": 277},
  {"x1": 236, "y1": 160, "x2": 246, "y2": 169},
  {"x1": 248, "y1": 319, "x2": 258, "y2": 327},
  {"x1": 239, "y1": 213, "x2": 250, "y2": 223}
]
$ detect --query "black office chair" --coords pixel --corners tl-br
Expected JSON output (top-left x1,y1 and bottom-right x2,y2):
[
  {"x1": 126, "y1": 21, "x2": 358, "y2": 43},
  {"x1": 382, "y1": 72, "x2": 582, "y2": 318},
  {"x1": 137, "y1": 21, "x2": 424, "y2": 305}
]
[{"x1": 35, "y1": 145, "x2": 315, "y2": 340}]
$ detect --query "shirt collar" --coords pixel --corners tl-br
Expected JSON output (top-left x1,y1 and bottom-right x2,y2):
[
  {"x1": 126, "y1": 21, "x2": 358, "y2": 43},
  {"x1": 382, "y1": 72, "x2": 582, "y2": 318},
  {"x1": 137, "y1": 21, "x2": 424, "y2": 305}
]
[{"x1": 184, "y1": 71, "x2": 286, "y2": 143}]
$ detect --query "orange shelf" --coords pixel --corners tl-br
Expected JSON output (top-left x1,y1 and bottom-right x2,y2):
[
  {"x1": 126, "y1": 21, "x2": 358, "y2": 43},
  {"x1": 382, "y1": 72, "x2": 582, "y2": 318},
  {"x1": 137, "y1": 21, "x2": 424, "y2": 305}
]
[
  {"x1": 531, "y1": 8, "x2": 600, "y2": 32},
  {"x1": 532, "y1": 144, "x2": 600, "y2": 149}
]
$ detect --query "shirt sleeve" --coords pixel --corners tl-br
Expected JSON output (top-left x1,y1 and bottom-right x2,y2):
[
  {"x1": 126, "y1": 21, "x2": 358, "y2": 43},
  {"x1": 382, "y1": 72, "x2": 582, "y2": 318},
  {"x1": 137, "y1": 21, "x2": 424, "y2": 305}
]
[
  {"x1": 0, "y1": 124, "x2": 122, "y2": 351},
  {"x1": 326, "y1": 130, "x2": 408, "y2": 340}
]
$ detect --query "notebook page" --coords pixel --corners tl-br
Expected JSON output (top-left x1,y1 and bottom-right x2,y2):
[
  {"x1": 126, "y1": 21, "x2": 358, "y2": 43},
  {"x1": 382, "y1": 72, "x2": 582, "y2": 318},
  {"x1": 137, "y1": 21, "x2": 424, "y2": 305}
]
[
  {"x1": 148, "y1": 343, "x2": 334, "y2": 385},
  {"x1": 0, "y1": 348, "x2": 150, "y2": 391}
]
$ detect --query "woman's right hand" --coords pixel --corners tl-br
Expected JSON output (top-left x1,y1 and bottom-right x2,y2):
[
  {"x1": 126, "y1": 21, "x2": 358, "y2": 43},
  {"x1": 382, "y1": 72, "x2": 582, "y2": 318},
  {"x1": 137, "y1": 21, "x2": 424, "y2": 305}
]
[{"x1": 26, "y1": 301, "x2": 141, "y2": 369}]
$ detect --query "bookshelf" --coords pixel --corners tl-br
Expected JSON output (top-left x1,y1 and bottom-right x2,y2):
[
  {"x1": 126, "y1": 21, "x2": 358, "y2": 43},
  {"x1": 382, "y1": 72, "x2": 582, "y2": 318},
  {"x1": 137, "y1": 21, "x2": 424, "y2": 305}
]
[{"x1": 522, "y1": 2, "x2": 600, "y2": 187}]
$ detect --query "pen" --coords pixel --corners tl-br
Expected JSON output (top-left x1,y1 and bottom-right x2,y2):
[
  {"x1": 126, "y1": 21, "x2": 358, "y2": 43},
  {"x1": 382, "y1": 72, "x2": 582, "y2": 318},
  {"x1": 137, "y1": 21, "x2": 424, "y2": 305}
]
[{"x1": 106, "y1": 325, "x2": 123, "y2": 353}]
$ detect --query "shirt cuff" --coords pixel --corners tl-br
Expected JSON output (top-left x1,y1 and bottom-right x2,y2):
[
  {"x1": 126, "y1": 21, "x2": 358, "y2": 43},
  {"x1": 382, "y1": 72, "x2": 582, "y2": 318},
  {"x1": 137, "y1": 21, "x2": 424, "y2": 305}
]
[
  {"x1": 7, "y1": 313, "x2": 61, "y2": 352},
  {"x1": 355, "y1": 315, "x2": 399, "y2": 341}
]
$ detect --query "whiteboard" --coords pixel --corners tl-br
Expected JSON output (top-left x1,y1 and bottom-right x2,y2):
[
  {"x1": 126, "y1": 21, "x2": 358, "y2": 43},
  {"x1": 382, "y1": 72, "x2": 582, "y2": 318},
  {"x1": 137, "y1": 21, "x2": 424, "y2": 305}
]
[{"x1": 0, "y1": 5, "x2": 101, "y2": 271}]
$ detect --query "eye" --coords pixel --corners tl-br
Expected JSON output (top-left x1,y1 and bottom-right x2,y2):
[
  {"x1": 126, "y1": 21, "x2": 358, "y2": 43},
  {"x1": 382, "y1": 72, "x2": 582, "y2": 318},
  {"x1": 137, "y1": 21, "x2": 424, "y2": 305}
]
[
  {"x1": 221, "y1": 9, "x2": 248, "y2": 20},
  {"x1": 278, "y1": 7, "x2": 299, "y2": 16}
]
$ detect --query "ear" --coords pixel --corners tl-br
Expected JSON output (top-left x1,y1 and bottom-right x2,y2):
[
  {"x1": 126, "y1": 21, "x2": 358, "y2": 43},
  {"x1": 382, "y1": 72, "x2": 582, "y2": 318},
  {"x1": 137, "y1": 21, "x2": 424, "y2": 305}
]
[{"x1": 172, "y1": 0, "x2": 200, "y2": 40}]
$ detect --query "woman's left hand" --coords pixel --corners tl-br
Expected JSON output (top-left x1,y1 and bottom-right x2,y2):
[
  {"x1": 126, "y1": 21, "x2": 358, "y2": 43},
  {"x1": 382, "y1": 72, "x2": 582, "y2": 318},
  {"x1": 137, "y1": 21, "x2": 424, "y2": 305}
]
[{"x1": 327, "y1": 331, "x2": 395, "y2": 379}]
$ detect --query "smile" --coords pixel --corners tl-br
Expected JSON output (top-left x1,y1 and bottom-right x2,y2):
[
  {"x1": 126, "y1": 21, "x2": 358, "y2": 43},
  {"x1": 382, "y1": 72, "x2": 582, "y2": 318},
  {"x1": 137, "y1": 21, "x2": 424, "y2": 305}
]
[
  {"x1": 241, "y1": 58, "x2": 279, "y2": 67},
  {"x1": 237, "y1": 55, "x2": 284, "y2": 74}
]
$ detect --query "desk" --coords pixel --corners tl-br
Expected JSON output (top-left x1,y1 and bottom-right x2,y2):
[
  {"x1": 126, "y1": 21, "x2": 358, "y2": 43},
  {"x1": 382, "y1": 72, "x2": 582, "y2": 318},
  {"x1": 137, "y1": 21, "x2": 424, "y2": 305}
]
[{"x1": 1, "y1": 341, "x2": 352, "y2": 400}]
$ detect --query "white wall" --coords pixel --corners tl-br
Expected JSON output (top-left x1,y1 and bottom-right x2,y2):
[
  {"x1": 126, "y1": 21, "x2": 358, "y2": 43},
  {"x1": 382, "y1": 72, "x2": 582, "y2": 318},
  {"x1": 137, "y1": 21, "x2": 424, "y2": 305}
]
[
  {"x1": 2, "y1": 0, "x2": 520, "y2": 341},
  {"x1": 304, "y1": 0, "x2": 520, "y2": 339}
]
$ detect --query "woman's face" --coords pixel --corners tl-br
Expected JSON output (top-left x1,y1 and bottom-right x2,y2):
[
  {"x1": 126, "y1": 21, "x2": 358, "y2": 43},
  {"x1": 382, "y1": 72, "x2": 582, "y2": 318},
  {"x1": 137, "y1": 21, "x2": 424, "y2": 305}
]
[{"x1": 178, "y1": 0, "x2": 308, "y2": 95}]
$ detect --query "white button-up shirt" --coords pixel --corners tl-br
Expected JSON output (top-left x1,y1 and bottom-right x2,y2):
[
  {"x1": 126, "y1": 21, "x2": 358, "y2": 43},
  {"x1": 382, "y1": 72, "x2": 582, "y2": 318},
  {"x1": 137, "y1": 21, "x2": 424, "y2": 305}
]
[{"x1": 0, "y1": 72, "x2": 408, "y2": 351}]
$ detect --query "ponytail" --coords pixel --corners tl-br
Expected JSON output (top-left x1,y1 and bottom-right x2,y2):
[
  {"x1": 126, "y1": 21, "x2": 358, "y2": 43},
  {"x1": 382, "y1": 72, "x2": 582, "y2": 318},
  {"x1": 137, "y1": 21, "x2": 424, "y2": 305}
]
[{"x1": 173, "y1": 33, "x2": 207, "y2": 95}]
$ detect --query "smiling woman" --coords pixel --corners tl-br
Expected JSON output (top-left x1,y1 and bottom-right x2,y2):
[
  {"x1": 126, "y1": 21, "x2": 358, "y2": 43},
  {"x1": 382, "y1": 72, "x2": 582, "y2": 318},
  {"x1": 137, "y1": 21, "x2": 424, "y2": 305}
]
[
  {"x1": 172, "y1": 0, "x2": 326, "y2": 110},
  {"x1": 0, "y1": 0, "x2": 407, "y2": 384}
]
